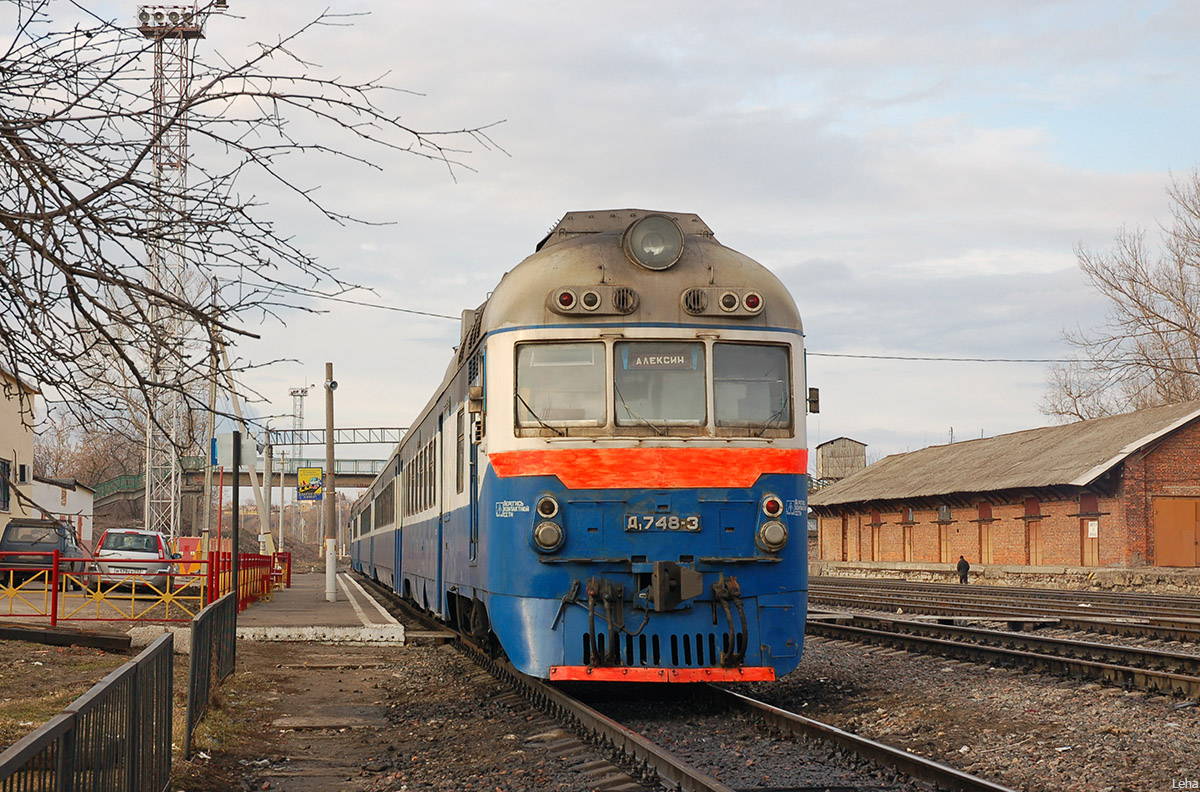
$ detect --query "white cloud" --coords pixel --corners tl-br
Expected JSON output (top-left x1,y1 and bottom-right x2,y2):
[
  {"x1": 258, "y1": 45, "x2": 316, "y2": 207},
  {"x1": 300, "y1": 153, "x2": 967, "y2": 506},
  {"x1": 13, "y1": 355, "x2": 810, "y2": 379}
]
[{"x1": 31, "y1": 0, "x2": 1200, "y2": 463}]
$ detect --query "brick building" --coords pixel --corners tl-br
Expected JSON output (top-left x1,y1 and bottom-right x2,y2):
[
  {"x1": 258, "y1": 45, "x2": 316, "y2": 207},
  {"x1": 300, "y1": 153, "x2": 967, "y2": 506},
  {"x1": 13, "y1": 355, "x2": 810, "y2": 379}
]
[{"x1": 809, "y1": 401, "x2": 1200, "y2": 569}]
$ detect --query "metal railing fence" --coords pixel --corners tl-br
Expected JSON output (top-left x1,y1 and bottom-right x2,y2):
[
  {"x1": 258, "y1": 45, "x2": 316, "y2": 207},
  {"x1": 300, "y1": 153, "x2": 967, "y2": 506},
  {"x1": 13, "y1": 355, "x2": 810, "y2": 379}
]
[
  {"x1": 0, "y1": 633, "x2": 174, "y2": 792},
  {"x1": 183, "y1": 592, "x2": 237, "y2": 760}
]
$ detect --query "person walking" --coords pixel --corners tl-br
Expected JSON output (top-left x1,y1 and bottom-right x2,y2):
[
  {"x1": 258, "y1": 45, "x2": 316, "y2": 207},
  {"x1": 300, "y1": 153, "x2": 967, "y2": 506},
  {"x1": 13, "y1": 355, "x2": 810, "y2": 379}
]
[{"x1": 956, "y1": 555, "x2": 970, "y2": 584}]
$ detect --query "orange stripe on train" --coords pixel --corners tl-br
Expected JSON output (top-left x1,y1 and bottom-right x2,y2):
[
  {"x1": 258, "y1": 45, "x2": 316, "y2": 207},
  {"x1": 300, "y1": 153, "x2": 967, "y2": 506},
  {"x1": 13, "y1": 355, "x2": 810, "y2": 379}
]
[{"x1": 487, "y1": 448, "x2": 807, "y2": 489}]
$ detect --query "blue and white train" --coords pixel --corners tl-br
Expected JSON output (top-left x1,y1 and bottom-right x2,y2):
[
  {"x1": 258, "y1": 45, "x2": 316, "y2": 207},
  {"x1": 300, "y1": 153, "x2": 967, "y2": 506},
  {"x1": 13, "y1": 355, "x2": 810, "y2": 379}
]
[{"x1": 351, "y1": 210, "x2": 808, "y2": 681}]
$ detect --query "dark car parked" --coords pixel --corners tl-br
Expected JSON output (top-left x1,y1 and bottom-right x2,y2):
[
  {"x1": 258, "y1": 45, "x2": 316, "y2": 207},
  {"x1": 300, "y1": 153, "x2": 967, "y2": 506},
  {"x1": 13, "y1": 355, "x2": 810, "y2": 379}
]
[{"x1": 0, "y1": 518, "x2": 89, "y2": 586}]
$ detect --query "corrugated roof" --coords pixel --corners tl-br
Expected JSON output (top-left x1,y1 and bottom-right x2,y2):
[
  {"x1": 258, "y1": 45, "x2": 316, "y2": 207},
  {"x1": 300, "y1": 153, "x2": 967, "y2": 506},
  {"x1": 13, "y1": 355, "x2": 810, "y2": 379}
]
[{"x1": 809, "y1": 400, "x2": 1200, "y2": 507}]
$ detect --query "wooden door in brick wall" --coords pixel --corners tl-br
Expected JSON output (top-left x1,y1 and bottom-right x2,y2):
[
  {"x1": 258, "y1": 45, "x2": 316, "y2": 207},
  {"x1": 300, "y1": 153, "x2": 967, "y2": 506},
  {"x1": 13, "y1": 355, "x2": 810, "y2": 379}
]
[
  {"x1": 1027, "y1": 521, "x2": 1043, "y2": 565},
  {"x1": 903, "y1": 525, "x2": 913, "y2": 561},
  {"x1": 1153, "y1": 498, "x2": 1200, "y2": 567},
  {"x1": 840, "y1": 514, "x2": 849, "y2": 562},
  {"x1": 938, "y1": 525, "x2": 951, "y2": 563},
  {"x1": 1080, "y1": 519, "x2": 1100, "y2": 566},
  {"x1": 979, "y1": 522, "x2": 994, "y2": 564}
]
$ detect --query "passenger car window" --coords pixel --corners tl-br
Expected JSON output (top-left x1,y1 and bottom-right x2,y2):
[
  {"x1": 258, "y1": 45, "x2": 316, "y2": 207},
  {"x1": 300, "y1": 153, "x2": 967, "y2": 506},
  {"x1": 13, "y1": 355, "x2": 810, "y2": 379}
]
[
  {"x1": 714, "y1": 343, "x2": 791, "y2": 431},
  {"x1": 614, "y1": 341, "x2": 705, "y2": 427},
  {"x1": 516, "y1": 343, "x2": 606, "y2": 427}
]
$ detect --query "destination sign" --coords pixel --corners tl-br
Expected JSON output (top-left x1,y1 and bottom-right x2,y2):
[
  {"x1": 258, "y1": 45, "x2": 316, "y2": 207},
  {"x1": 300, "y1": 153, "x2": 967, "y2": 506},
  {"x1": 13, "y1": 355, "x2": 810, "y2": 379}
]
[{"x1": 622, "y1": 343, "x2": 700, "y2": 371}]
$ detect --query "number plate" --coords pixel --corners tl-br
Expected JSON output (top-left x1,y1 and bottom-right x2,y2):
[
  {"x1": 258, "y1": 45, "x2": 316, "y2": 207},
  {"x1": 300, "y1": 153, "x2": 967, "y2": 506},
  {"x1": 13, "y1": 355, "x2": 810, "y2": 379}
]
[{"x1": 624, "y1": 514, "x2": 700, "y2": 532}]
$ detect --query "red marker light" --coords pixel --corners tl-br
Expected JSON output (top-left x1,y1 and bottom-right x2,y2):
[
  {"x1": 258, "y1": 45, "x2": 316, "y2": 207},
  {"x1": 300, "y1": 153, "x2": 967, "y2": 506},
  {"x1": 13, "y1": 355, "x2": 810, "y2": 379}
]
[
  {"x1": 744, "y1": 292, "x2": 762, "y2": 311},
  {"x1": 558, "y1": 291, "x2": 576, "y2": 309},
  {"x1": 763, "y1": 496, "x2": 783, "y2": 517}
]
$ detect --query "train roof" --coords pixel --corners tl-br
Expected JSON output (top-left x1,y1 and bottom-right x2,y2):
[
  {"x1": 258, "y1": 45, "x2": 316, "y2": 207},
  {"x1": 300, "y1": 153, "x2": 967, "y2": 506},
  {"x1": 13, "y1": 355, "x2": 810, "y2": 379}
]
[
  {"x1": 389, "y1": 209, "x2": 805, "y2": 456},
  {"x1": 476, "y1": 209, "x2": 802, "y2": 340}
]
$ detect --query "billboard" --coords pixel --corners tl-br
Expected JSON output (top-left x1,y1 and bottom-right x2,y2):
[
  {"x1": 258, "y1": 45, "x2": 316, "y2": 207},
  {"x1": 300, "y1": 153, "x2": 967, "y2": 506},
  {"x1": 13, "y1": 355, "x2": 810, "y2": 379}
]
[{"x1": 297, "y1": 467, "x2": 323, "y2": 501}]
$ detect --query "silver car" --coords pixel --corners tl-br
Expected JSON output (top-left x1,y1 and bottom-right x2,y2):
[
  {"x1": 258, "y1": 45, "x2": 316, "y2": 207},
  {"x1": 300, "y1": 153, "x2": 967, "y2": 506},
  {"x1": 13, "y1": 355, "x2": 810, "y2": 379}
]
[{"x1": 95, "y1": 528, "x2": 180, "y2": 590}]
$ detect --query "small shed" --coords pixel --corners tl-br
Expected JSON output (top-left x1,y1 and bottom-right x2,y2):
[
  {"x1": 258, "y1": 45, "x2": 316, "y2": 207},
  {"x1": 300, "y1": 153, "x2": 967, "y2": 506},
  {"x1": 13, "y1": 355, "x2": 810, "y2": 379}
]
[{"x1": 815, "y1": 437, "x2": 867, "y2": 482}]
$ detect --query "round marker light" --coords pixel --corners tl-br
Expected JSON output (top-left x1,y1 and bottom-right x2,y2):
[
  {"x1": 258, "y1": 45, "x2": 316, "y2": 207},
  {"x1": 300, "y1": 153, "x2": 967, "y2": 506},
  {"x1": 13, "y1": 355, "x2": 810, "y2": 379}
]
[
  {"x1": 581, "y1": 290, "x2": 601, "y2": 311},
  {"x1": 762, "y1": 495, "x2": 783, "y2": 518},
  {"x1": 536, "y1": 495, "x2": 560, "y2": 519},
  {"x1": 533, "y1": 521, "x2": 564, "y2": 552},
  {"x1": 623, "y1": 214, "x2": 685, "y2": 270},
  {"x1": 743, "y1": 291, "x2": 763, "y2": 312},
  {"x1": 756, "y1": 520, "x2": 788, "y2": 553},
  {"x1": 557, "y1": 290, "x2": 576, "y2": 309},
  {"x1": 719, "y1": 291, "x2": 739, "y2": 312}
]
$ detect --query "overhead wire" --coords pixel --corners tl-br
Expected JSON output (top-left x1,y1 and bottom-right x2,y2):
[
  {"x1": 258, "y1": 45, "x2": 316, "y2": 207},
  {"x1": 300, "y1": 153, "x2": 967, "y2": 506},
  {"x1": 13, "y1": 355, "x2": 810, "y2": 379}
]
[{"x1": 309, "y1": 294, "x2": 1093, "y2": 363}]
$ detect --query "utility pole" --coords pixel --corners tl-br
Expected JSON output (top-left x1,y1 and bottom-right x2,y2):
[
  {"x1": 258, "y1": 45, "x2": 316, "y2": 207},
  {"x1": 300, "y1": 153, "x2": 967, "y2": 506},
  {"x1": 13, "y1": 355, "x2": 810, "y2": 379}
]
[{"x1": 324, "y1": 363, "x2": 338, "y2": 602}]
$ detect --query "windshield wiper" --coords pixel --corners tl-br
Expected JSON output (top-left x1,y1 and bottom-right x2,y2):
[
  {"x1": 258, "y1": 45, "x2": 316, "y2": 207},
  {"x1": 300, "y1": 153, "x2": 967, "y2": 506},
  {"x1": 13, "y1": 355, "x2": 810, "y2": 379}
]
[
  {"x1": 755, "y1": 402, "x2": 790, "y2": 437},
  {"x1": 614, "y1": 383, "x2": 665, "y2": 436},
  {"x1": 516, "y1": 392, "x2": 565, "y2": 436}
]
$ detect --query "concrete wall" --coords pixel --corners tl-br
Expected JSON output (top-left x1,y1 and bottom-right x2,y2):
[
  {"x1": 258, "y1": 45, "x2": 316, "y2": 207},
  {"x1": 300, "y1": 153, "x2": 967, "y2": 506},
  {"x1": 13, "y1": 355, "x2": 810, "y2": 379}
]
[
  {"x1": 0, "y1": 371, "x2": 36, "y2": 521},
  {"x1": 33, "y1": 479, "x2": 96, "y2": 548}
]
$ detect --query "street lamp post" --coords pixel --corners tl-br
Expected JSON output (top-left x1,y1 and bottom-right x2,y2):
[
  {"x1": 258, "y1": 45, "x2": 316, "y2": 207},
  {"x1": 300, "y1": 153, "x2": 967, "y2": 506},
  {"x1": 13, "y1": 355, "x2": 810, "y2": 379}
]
[{"x1": 324, "y1": 362, "x2": 337, "y2": 602}]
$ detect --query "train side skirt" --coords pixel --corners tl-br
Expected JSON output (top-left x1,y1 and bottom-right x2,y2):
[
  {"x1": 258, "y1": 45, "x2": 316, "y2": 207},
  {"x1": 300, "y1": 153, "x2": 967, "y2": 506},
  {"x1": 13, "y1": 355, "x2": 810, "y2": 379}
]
[{"x1": 548, "y1": 665, "x2": 776, "y2": 682}]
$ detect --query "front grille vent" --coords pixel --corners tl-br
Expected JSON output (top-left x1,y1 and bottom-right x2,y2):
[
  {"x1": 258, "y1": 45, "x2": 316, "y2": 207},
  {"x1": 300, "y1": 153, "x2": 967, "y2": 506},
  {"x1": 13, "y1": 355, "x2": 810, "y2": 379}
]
[
  {"x1": 581, "y1": 631, "x2": 743, "y2": 667},
  {"x1": 682, "y1": 288, "x2": 708, "y2": 315},
  {"x1": 611, "y1": 287, "x2": 638, "y2": 315}
]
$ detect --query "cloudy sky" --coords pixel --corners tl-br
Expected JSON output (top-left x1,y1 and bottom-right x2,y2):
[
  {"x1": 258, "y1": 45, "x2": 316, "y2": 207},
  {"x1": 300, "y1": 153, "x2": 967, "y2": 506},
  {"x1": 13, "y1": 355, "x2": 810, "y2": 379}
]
[{"x1": 67, "y1": 2, "x2": 1200, "y2": 469}]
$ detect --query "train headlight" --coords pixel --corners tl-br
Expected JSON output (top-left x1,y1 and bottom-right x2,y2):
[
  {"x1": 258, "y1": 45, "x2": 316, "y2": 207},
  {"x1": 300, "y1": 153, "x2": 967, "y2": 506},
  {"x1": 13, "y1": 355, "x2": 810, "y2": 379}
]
[
  {"x1": 756, "y1": 520, "x2": 788, "y2": 553},
  {"x1": 536, "y1": 495, "x2": 560, "y2": 519},
  {"x1": 533, "y1": 521, "x2": 565, "y2": 553},
  {"x1": 761, "y1": 495, "x2": 783, "y2": 518},
  {"x1": 623, "y1": 214, "x2": 684, "y2": 271}
]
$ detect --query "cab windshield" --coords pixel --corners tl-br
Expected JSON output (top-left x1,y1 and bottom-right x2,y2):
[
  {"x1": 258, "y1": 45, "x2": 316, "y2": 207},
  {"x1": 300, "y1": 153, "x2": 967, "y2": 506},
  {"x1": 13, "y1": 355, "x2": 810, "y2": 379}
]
[
  {"x1": 513, "y1": 340, "x2": 792, "y2": 436},
  {"x1": 614, "y1": 341, "x2": 705, "y2": 427},
  {"x1": 713, "y1": 343, "x2": 791, "y2": 430},
  {"x1": 515, "y1": 342, "x2": 606, "y2": 427}
]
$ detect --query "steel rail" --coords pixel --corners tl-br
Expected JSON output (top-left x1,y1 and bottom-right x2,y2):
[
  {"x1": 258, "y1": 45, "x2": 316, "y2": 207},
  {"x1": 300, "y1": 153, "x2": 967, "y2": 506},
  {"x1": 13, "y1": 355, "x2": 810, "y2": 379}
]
[
  {"x1": 808, "y1": 620, "x2": 1200, "y2": 699},
  {"x1": 364, "y1": 576, "x2": 1014, "y2": 791},
  {"x1": 370, "y1": 580, "x2": 734, "y2": 792},
  {"x1": 706, "y1": 686, "x2": 1018, "y2": 792},
  {"x1": 812, "y1": 577, "x2": 1200, "y2": 613},
  {"x1": 809, "y1": 590, "x2": 1200, "y2": 642},
  {"x1": 843, "y1": 613, "x2": 1200, "y2": 675}
]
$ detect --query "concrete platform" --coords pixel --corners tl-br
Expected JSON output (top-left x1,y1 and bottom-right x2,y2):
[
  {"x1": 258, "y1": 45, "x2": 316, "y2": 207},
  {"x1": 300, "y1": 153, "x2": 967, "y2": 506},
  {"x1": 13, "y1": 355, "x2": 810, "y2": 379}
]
[{"x1": 235, "y1": 571, "x2": 405, "y2": 644}]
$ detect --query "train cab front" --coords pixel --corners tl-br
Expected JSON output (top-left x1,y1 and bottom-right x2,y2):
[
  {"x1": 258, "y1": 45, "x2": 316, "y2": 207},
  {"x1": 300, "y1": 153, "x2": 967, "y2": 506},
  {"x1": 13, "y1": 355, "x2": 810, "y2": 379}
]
[
  {"x1": 473, "y1": 209, "x2": 809, "y2": 682},
  {"x1": 479, "y1": 469, "x2": 809, "y2": 682},
  {"x1": 531, "y1": 482, "x2": 806, "y2": 683}
]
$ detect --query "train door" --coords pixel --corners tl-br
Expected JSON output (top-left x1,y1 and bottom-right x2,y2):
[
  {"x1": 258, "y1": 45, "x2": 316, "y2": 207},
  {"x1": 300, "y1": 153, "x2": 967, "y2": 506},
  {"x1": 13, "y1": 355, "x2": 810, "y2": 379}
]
[{"x1": 435, "y1": 413, "x2": 445, "y2": 616}]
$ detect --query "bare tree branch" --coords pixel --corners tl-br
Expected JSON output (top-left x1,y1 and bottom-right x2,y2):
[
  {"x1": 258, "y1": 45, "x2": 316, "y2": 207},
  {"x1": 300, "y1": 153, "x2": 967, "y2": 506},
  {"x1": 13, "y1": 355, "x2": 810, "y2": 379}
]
[
  {"x1": 0, "y1": 0, "x2": 505, "y2": 450},
  {"x1": 1043, "y1": 170, "x2": 1200, "y2": 421}
]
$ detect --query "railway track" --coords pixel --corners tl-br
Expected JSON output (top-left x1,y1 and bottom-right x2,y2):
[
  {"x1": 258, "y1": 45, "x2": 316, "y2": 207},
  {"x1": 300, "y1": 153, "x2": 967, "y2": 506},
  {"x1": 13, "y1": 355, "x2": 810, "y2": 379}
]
[
  {"x1": 807, "y1": 613, "x2": 1200, "y2": 698},
  {"x1": 362, "y1": 576, "x2": 1015, "y2": 791},
  {"x1": 809, "y1": 577, "x2": 1200, "y2": 698},
  {"x1": 810, "y1": 577, "x2": 1200, "y2": 643}
]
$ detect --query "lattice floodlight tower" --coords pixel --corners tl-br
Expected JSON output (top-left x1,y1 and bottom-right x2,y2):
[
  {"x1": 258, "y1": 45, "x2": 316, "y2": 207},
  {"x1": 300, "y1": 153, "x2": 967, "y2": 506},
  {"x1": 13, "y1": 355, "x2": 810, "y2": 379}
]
[
  {"x1": 137, "y1": 5, "x2": 205, "y2": 539},
  {"x1": 290, "y1": 387, "x2": 310, "y2": 470}
]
